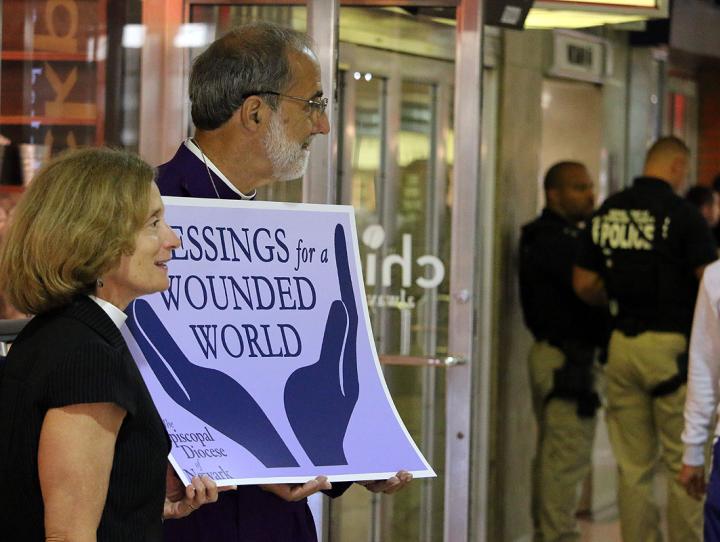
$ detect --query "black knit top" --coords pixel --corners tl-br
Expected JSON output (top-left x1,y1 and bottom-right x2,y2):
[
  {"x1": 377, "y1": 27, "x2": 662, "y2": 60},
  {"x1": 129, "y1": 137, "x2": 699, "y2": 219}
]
[{"x1": 0, "y1": 296, "x2": 170, "y2": 541}]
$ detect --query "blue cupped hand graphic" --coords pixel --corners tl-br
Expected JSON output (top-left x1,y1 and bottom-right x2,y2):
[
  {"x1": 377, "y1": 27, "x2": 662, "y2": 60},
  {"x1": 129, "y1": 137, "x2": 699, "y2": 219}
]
[
  {"x1": 284, "y1": 224, "x2": 360, "y2": 466},
  {"x1": 126, "y1": 299, "x2": 299, "y2": 468}
]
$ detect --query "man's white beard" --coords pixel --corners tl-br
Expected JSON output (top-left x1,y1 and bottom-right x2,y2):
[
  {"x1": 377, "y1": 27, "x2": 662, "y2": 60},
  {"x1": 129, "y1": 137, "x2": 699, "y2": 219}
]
[{"x1": 263, "y1": 113, "x2": 311, "y2": 182}]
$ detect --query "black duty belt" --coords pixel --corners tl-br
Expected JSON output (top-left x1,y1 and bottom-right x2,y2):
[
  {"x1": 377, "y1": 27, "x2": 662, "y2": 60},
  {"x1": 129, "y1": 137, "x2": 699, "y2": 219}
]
[
  {"x1": 613, "y1": 320, "x2": 689, "y2": 397},
  {"x1": 542, "y1": 337, "x2": 594, "y2": 351},
  {"x1": 614, "y1": 316, "x2": 686, "y2": 337},
  {"x1": 651, "y1": 351, "x2": 689, "y2": 398}
]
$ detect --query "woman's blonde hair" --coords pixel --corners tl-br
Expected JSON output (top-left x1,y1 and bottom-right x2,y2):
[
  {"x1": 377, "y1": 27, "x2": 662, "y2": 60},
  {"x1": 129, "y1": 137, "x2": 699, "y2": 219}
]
[{"x1": 0, "y1": 147, "x2": 154, "y2": 314}]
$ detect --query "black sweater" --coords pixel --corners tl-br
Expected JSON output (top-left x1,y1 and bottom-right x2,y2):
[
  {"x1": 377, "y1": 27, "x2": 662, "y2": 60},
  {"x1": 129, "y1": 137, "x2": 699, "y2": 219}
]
[{"x1": 0, "y1": 296, "x2": 170, "y2": 541}]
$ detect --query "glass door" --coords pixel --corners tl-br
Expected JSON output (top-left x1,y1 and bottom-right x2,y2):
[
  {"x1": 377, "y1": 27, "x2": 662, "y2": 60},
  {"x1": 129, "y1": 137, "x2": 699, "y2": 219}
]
[{"x1": 331, "y1": 7, "x2": 457, "y2": 541}]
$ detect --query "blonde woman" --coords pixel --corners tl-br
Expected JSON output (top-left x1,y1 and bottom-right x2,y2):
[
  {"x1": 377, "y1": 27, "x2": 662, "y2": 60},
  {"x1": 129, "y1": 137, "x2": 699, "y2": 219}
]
[{"x1": 0, "y1": 148, "x2": 225, "y2": 541}]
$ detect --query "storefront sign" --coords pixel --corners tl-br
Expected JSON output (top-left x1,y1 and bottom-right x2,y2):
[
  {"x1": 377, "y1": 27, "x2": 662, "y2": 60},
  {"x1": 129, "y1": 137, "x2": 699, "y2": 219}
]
[
  {"x1": 123, "y1": 197, "x2": 435, "y2": 486},
  {"x1": 360, "y1": 224, "x2": 445, "y2": 310},
  {"x1": 540, "y1": 0, "x2": 658, "y2": 7}
]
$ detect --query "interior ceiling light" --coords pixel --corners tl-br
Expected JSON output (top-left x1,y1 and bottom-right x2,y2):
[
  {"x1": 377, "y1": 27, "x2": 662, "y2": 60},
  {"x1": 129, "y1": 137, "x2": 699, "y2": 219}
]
[
  {"x1": 173, "y1": 23, "x2": 213, "y2": 48},
  {"x1": 525, "y1": 9, "x2": 649, "y2": 28},
  {"x1": 121, "y1": 24, "x2": 146, "y2": 49},
  {"x1": 539, "y1": 0, "x2": 657, "y2": 6}
]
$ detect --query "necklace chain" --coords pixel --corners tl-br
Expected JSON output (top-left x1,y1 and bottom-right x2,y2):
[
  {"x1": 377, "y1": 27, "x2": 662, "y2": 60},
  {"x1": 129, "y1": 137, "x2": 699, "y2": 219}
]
[{"x1": 191, "y1": 138, "x2": 221, "y2": 199}]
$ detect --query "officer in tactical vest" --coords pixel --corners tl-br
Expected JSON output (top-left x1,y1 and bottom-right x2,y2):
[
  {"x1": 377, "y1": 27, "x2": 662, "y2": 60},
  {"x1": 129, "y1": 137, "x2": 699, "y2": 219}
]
[
  {"x1": 519, "y1": 161, "x2": 609, "y2": 542},
  {"x1": 574, "y1": 136, "x2": 717, "y2": 542}
]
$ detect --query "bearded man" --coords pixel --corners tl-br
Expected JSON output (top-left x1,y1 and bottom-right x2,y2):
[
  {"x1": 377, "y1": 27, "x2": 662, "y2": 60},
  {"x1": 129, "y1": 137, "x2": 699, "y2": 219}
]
[
  {"x1": 157, "y1": 21, "x2": 411, "y2": 542},
  {"x1": 157, "y1": 22, "x2": 328, "y2": 198}
]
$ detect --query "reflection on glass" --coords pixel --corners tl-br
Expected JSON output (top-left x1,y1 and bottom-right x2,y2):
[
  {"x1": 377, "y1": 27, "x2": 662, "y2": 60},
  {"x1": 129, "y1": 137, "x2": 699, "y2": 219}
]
[
  {"x1": 174, "y1": 23, "x2": 214, "y2": 48},
  {"x1": 351, "y1": 76, "x2": 383, "y2": 213},
  {"x1": 190, "y1": 5, "x2": 306, "y2": 35},
  {"x1": 121, "y1": 24, "x2": 146, "y2": 49},
  {"x1": 339, "y1": 7, "x2": 455, "y2": 61}
]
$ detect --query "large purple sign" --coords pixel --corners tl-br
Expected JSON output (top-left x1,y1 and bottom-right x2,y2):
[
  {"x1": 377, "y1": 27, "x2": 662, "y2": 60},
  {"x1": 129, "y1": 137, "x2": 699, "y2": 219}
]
[{"x1": 122, "y1": 197, "x2": 435, "y2": 486}]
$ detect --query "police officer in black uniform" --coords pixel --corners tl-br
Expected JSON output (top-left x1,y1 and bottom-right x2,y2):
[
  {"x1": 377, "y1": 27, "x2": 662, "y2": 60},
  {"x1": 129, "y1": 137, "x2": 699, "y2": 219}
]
[
  {"x1": 574, "y1": 136, "x2": 717, "y2": 542},
  {"x1": 519, "y1": 161, "x2": 609, "y2": 542}
]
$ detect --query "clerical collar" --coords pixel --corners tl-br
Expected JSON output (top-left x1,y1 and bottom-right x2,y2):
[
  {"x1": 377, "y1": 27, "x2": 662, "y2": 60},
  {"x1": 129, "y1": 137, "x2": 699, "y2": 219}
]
[{"x1": 183, "y1": 138, "x2": 256, "y2": 200}]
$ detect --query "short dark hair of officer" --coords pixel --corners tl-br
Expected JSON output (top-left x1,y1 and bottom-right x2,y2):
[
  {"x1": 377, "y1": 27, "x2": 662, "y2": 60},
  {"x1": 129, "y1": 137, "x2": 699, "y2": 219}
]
[
  {"x1": 543, "y1": 161, "x2": 595, "y2": 223},
  {"x1": 686, "y1": 186, "x2": 720, "y2": 228},
  {"x1": 643, "y1": 136, "x2": 690, "y2": 190}
]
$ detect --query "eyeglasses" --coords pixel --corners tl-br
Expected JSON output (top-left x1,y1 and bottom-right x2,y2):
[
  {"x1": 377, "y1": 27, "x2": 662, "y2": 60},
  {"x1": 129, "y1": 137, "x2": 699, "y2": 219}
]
[{"x1": 243, "y1": 91, "x2": 328, "y2": 118}]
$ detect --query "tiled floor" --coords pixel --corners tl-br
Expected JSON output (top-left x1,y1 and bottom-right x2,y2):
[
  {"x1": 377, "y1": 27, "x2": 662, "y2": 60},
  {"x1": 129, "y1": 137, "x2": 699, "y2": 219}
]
[
  {"x1": 578, "y1": 501, "x2": 669, "y2": 541},
  {"x1": 577, "y1": 413, "x2": 668, "y2": 542},
  {"x1": 582, "y1": 416, "x2": 623, "y2": 541},
  {"x1": 579, "y1": 515, "x2": 622, "y2": 541},
  {"x1": 580, "y1": 521, "x2": 622, "y2": 542}
]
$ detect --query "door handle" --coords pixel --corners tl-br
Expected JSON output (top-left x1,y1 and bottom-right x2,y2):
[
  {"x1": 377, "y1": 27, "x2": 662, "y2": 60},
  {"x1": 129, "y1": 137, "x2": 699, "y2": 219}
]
[{"x1": 379, "y1": 355, "x2": 467, "y2": 367}]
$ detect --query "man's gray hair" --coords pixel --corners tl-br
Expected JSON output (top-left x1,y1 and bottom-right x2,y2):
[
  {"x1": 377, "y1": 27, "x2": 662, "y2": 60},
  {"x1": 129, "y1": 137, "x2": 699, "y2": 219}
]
[{"x1": 190, "y1": 22, "x2": 314, "y2": 130}]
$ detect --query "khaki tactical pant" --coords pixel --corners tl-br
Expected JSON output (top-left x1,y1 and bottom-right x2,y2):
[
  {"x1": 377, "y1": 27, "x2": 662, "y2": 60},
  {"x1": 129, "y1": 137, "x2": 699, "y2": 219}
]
[
  {"x1": 606, "y1": 330, "x2": 702, "y2": 542},
  {"x1": 529, "y1": 341, "x2": 596, "y2": 542}
]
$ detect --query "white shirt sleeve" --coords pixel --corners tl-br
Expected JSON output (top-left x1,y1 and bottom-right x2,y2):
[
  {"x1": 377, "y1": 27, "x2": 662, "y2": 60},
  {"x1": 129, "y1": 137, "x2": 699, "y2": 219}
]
[{"x1": 682, "y1": 264, "x2": 720, "y2": 466}]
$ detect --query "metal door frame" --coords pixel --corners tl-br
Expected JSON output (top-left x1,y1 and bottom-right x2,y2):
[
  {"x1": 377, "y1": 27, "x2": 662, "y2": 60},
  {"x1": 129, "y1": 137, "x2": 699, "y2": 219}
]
[
  {"x1": 444, "y1": 1, "x2": 485, "y2": 540},
  {"x1": 305, "y1": 3, "x2": 486, "y2": 540}
]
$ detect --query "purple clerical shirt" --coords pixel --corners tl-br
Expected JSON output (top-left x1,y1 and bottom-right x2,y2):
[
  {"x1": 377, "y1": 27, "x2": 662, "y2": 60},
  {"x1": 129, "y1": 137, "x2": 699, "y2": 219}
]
[{"x1": 157, "y1": 143, "x2": 351, "y2": 542}]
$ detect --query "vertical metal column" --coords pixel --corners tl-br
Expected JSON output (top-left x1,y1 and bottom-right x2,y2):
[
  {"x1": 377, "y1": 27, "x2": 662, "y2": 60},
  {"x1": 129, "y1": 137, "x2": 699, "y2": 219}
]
[
  {"x1": 338, "y1": 70, "x2": 356, "y2": 206},
  {"x1": 139, "y1": 0, "x2": 185, "y2": 166},
  {"x1": 445, "y1": 0, "x2": 484, "y2": 540},
  {"x1": 305, "y1": 4, "x2": 340, "y2": 540},
  {"x1": 304, "y1": 0, "x2": 339, "y2": 206},
  {"x1": 371, "y1": 74, "x2": 398, "y2": 542},
  {"x1": 419, "y1": 81, "x2": 448, "y2": 541},
  {"x1": 378, "y1": 75, "x2": 401, "y2": 355},
  {"x1": 470, "y1": 65, "x2": 497, "y2": 542}
]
